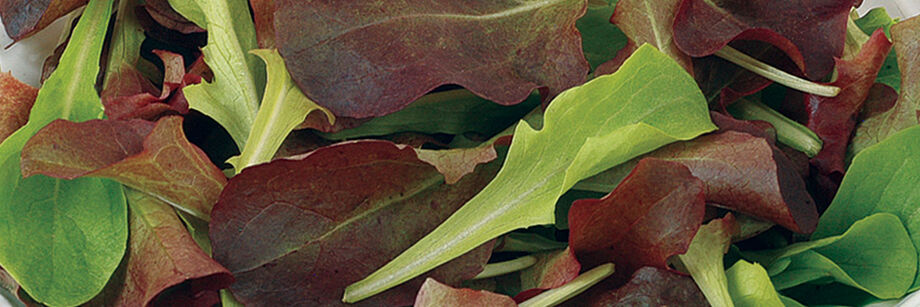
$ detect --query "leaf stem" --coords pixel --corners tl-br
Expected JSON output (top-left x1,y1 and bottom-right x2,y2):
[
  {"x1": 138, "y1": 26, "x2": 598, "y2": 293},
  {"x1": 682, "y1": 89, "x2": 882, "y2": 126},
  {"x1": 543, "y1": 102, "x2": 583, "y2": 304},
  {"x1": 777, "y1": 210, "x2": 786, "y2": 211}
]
[
  {"x1": 472, "y1": 255, "x2": 538, "y2": 280},
  {"x1": 728, "y1": 99, "x2": 823, "y2": 157},
  {"x1": 518, "y1": 263, "x2": 615, "y2": 307},
  {"x1": 714, "y1": 46, "x2": 840, "y2": 97}
]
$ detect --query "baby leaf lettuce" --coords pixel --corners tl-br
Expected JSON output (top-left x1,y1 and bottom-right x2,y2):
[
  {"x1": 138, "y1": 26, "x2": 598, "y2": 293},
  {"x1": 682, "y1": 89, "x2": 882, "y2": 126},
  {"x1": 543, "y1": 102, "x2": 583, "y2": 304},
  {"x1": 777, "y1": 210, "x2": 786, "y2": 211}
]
[
  {"x1": 814, "y1": 125, "x2": 920, "y2": 289},
  {"x1": 0, "y1": 1, "x2": 126, "y2": 306},
  {"x1": 672, "y1": 0, "x2": 853, "y2": 80},
  {"x1": 0, "y1": 72, "x2": 37, "y2": 142},
  {"x1": 210, "y1": 140, "x2": 501, "y2": 306},
  {"x1": 677, "y1": 214, "x2": 738, "y2": 307},
  {"x1": 345, "y1": 44, "x2": 716, "y2": 302},
  {"x1": 610, "y1": 0, "x2": 691, "y2": 71},
  {"x1": 767, "y1": 213, "x2": 915, "y2": 299},
  {"x1": 577, "y1": 0, "x2": 628, "y2": 71},
  {"x1": 274, "y1": 0, "x2": 590, "y2": 118},
  {"x1": 0, "y1": 0, "x2": 86, "y2": 40},
  {"x1": 181, "y1": 0, "x2": 264, "y2": 149},
  {"x1": 230, "y1": 49, "x2": 333, "y2": 172},
  {"x1": 725, "y1": 260, "x2": 784, "y2": 307},
  {"x1": 592, "y1": 266, "x2": 707, "y2": 306},
  {"x1": 20, "y1": 116, "x2": 228, "y2": 220}
]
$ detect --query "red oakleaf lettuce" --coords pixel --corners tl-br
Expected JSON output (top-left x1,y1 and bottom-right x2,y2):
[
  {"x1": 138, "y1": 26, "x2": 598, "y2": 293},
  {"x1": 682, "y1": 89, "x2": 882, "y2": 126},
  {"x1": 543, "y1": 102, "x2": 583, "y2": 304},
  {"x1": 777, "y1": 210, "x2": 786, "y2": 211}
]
[
  {"x1": 101, "y1": 50, "x2": 203, "y2": 121},
  {"x1": 0, "y1": 0, "x2": 86, "y2": 40},
  {"x1": 0, "y1": 72, "x2": 37, "y2": 142},
  {"x1": 274, "y1": 0, "x2": 589, "y2": 118},
  {"x1": 415, "y1": 278, "x2": 516, "y2": 307},
  {"x1": 144, "y1": 0, "x2": 204, "y2": 34},
  {"x1": 672, "y1": 0, "x2": 856, "y2": 79},
  {"x1": 608, "y1": 0, "x2": 692, "y2": 72},
  {"x1": 569, "y1": 158, "x2": 706, "y2": 281},
  {"x1": 20, "y1": 116, "x2": 226, "y2": 219},
  {"x1": 579, "y1": 131, "x2": 818, "y2": 233},
  {"x1": 209, "y1": 140, "x2": 503, "y2": 306},
  {"x1": 85, "y1": 190, "x2": 232, "y2": 307},
  {"x1": 802, "y1": 30, "x2": 892, "y2": 178},
  {"x1": 513, "y1": 247, "x2": 581, "y2": 302}
]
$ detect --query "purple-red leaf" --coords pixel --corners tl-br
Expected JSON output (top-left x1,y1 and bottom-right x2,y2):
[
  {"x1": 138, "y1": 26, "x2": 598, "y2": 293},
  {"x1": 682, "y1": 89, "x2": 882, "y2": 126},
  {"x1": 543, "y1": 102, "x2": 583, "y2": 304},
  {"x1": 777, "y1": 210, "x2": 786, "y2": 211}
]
[
  {"x1": 609, "y1": 0, "x2": 692, "y2": 72},
  {"x1": 513, "y1": 247, "x2": 581, "y2": 302},
  {"x1": 85, "y1": 190, "x2": 232, "y2": 307},
  {"x1": 101, "y1": 50, "x2": 201, "y2": 121},
  {"x1": 672, "y1": 0, "x2": 855, "y2": 79},
  {"x1": 591, "y1": 267, "x2": 708, "y2": 306},
  {"x1": 569, "y1": 158, "x2": 706, "y2": 282},
  {"x1": 250, "y1": 0, "x2": 275, "y2": 48},
  {"x1": 0, "y1": 72, "x2": 37, "y2": 143},
  {"x1": 416, "y1": 278, "x2": 516, "y2": 307},
  {"x1": 803, "y1": 30, "x2": 892, "y2": 177},
  {"x1": 144, "y1": 0, "x2": 204, "y2": 34},
  {"x1": 209, "y1": 140, "x2": 502, "y2": 306},
  {"x1": 274, "y1": 0, "x2": 589, "y2": 118},
  {"x1": 580, "y1": 131, "x2": 818, "y2": 233},
  {"x1": 20, "y1": 116, "x2": 227, "y2": 219},
  {"x1": 0, "y1": 0, "x2": 87, "y2": 40}
]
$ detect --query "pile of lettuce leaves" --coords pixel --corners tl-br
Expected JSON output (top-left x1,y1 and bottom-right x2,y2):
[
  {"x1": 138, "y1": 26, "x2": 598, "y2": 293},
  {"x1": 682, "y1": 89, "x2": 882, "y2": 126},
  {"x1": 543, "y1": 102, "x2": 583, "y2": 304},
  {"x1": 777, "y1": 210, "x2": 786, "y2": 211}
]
[{"x1": 0, "y1": 0, "x2": 918, "y2": 306}]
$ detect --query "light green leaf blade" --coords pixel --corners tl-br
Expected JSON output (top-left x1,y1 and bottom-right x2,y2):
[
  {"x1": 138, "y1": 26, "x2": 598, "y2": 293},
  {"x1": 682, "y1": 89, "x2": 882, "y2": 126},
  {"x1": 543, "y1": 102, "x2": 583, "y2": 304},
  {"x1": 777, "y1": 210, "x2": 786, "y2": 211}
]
[
  {"x1": 183, "y1": 0, "x2": 264, "y2": 149},
  {"x1": 167, "y1": 0, "x2": 207, "y2": 29},
  {"x1": 344, "y1": 44, "x2": 716, "y2": 303},
  {"x1": 776, "y1": 213, "x2": 915, "y2": 299},
  {"x1": 814, "y1": 126, "x2": 920, "y2": 289},
  {"x1": 0, "y1": 1, "x2": 127, "y2": 306},
  {"x1": 726, "y1": 260, "x2": 784, "y2": 307},
  {"x1": 230, "y1": 49, "x2": 333, "y2": 172}
]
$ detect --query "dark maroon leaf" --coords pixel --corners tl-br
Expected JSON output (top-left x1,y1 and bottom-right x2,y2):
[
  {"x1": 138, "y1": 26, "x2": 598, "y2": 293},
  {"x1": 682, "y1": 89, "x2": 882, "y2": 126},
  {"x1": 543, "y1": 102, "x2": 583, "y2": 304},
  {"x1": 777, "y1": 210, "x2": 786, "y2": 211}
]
[
  {"x1": 274, "y1": 0, "x2": 589, "y2": 118},
  {"x1": 250, "y1": 0, "x2": 275, "y2": 48},
  {"x1": 590, "y1": 267, "x2": 708, "y2": 306},
  {"x1": 101, "y1": 50, "x2": 201, "y2": 121},
  {"x1": 144, "y1": 0, "x2": 204, "y2": 34},
  {"x1": 0, "y1": 72, "x2": 37, "y2": 143},
  {"x1": 672, "y1": 0, "x2": 856, "y2": 79},
  {"x1": 802, "y1": 30, "x2": 892, "y2": 178},
  {"x1": 568, "y1": 158, "x2": 706, "y2": 282},
  {"x1": 609, "y1": 0, "x2": 692, "y2": 72},
  {"x1": 0, "y1": 0, "x2": 87, "y2": 40},
  {"x1": 580, "y1": 131, "x2": 818, "y2": 233},
  {"x1": 415, "y1": 278, "x2": 516, "y2": 307},
  {"x1": 693, "y1": 41, "x2": 798, "y2": 107},
  {"x1": 210, "y1": 140, "x2": 503, "y2": 306}
]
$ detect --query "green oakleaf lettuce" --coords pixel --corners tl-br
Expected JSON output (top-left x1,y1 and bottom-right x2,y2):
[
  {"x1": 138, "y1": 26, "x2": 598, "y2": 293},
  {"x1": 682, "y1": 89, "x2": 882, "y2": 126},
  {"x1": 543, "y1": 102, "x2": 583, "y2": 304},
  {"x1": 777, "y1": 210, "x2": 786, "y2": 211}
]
[
  {"x1": 0, "y1": 1, "x2": 127, "y2": 306},
  {"x1": 181, "y1": 0, "x2": 264, "y2": 149},
  {"x1": 725, "y1": 260, "x2": 783, "y2": 307},
  {"x1": 814, "y1": 125, "x2": 920, "y2": 289},
  {"x1": 345, "y1": 44, "x2": 716, "y2": 302},
  {"x1": 677, "y1": 214, "x2": 739, "y2": 307}
]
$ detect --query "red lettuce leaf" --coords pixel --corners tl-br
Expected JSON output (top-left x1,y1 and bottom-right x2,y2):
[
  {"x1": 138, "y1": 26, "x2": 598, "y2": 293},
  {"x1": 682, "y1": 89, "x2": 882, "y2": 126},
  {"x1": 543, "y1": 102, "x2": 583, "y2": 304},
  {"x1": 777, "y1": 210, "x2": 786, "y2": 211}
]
[
  {"x1": 144, "y1": 0, "x2": 204, "y2": 34},
  {"x1": 85, "y1": 190, "x2": 232, "y2": 307},
  {"x1": 802, "y1": 30, "x2": 892, "y2": 178},
  {"x1": 693, "y1": 42, "x2": 798, "y2": 107},
  {"x1": 672, "y1": 0, "x2": 856, "y2": 79},
  {"x1": 0, "y1": 72, "x2": 38, "y2": 143},
  {"x1": 209, "y1": 140, "x2": 503, "y2": 306},
  {"x1": 513, "y1": 247, "x2": 581, "y2": 302},
  {"x1": 274, "y1": 0, "x2": 589, "y2": 118},
  {"x1": 0, "y1": 0, "x2": 86, "y2": 40},
  {"x1": 590, "y1": 266, "x2": 708, "y2": 306},
  {"x1": 580, "y1": 131, "x2": 818, "y2": 233},
  {"x1": 609, "y1": 0, "x2": 692, "y2": 72},
  {"x1": 20, "y1": 116, "x2": 227, "y2": 219},
  {"x1": 250, "y1": 0, "x2": 275, "y2": 48},
  {"x1": 415, "y1": 278, "x2": 516, "y2": 307},
  {"x1": 101, "y1": 50, "x2": 202, "y2": 121},
  {"x1": 569, "y1": 158, "x2": 706, "y2": 282}
]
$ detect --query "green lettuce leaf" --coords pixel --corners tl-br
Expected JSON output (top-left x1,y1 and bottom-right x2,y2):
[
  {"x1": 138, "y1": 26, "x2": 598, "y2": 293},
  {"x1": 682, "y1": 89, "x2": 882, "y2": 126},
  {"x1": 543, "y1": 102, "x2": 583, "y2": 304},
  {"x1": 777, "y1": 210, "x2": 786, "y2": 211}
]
[
  {"x1": 725, "y1": 260, "x2": 783, "y2": 307},
  {"x1": 767, "y1": 213, "x2": 915, "y2": 299},
  {"x1": 181, "y1": 0, "x2": 264, "y2": 149},
  {"x1": 344, "y1": 44, "x2": 716, "y2": 302},
  {"x1": 0, "y1": 1, "x2": 127, "y2": 306},
  {"x1": 814, "y1": 125, "x2": 920, "y2": 289}
]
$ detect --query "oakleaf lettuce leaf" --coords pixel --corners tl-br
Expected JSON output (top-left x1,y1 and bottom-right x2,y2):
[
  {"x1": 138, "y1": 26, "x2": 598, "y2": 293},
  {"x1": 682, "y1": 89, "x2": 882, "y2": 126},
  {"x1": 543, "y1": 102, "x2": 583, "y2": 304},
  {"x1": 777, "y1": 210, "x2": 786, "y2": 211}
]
[
  {"x1": 345, "y1": 44, "x2": 716, "y2": 302},
  {"x1": 0, "y1": 72, "x2": 37, "y2": 142},
  {"x1": 725, "y1": 260, "x2": 784, "y2": 307},
  {"x1": 0, "y1": 1, "x2": 127, "y2": 306},
  {"x1": 21, "y1": 116, "x2": 227, "y2": 220},
  {"x1": 210, "y1": 140, "x2": 502, "y2": 306},
  {"x1": 274, "y1": 0, "x2": 590, "y2": 118},
  {"x1": 0, "y1": 0, "x2": 86, "y2": 40},
  {"x1": 415, "y1": 278, "x2": 516, "y2": 307}
]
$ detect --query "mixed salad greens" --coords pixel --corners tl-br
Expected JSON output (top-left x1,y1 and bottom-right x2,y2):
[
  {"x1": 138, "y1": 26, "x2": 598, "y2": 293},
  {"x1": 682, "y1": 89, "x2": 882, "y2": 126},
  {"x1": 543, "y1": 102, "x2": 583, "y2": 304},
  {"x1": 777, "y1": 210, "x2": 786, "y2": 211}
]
[{"x1": 0, "y1": 0, "x2": 918, "y2": 306}]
